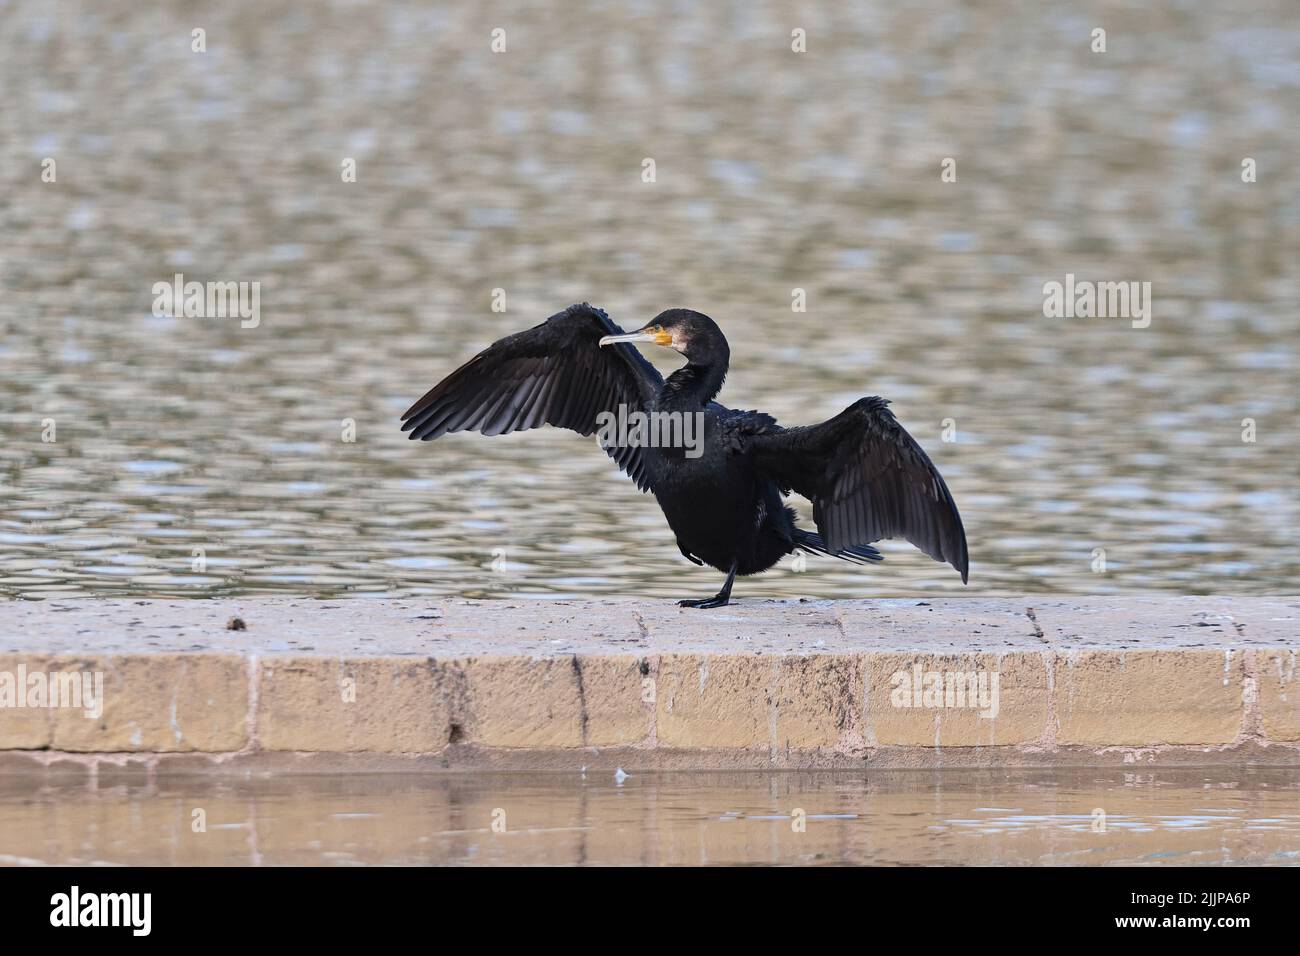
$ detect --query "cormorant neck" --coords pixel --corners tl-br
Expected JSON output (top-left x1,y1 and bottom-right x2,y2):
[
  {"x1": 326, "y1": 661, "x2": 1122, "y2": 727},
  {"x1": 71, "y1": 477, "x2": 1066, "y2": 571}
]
[{"x1": 663, "y1": 359, "x2": 727, "y2": 407}]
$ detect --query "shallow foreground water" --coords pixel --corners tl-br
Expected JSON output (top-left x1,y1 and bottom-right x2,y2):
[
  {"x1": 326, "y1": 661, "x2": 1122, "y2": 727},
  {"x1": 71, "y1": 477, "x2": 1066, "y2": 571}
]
[{"x1": 2, "y1": 769, "x2": 1298, "y2": 866}]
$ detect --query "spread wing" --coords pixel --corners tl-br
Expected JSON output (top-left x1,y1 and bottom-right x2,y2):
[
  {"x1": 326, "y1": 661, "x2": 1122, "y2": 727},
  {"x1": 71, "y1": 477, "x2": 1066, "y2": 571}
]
[
  {"x1": 400, "y1": 303, "x2": 664, "y2": 491},
  {"x1": 748, "y1": 396, "x2": 968, "y2": 581}
]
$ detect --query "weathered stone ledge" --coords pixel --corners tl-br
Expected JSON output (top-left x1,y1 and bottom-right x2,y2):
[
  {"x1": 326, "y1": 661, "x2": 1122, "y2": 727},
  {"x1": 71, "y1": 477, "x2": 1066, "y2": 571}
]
[{"x1": 0, "y1": 597, "x2": 1297, "y2": 772}]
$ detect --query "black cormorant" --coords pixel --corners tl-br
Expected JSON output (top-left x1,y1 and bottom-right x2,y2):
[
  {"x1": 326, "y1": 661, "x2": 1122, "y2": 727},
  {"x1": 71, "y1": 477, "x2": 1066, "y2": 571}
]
[{"x1": 401, "y1": 304, "x2": 968, "y2": 607}]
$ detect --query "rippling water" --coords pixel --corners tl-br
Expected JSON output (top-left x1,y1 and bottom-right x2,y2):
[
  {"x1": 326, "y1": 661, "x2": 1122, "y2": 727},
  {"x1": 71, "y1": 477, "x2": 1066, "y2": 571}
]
[
  {"x1": 3, "y1": 769, "x2": 1299, "y2": 865},
  {"x1": 0, "y1": 1, "x2": 1296, "y2": 600}
]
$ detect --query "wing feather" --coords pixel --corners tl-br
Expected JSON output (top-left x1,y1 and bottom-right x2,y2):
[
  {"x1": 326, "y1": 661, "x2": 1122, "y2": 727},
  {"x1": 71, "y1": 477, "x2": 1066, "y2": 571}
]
[
  {"x1": 401, "y1": 303, "x2": 664, "y2": 491},
  {"x1": 751, "y1": 396, "x2": 968, "y2": 581}
]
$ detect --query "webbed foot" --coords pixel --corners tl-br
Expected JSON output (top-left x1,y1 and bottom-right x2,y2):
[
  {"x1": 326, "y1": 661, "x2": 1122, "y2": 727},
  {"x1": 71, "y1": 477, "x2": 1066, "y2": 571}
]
[{"x1": 677, "y1": 595, "x2": 731, "y2": 609}]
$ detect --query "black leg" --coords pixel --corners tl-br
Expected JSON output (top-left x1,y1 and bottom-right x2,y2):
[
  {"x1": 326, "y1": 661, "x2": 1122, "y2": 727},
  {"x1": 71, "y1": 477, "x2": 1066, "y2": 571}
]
[{"x1": 678, "y1": 561, "x2": 738, "y2": 609}]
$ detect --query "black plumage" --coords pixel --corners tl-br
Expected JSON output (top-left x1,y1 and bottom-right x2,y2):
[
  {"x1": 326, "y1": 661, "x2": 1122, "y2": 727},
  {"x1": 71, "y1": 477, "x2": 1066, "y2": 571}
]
[{"x1": 402, "y1": 303, "x2": 968, "y2": 607}]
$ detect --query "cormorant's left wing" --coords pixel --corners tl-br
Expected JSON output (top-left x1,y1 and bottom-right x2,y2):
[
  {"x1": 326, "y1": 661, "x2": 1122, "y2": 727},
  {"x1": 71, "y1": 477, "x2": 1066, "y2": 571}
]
[
  {"x1": 401, "y1": 303, "x2": 664, "y2": 491},
  {"x1": 747, "y1": 396, "x2": 968, "y2": 581}
]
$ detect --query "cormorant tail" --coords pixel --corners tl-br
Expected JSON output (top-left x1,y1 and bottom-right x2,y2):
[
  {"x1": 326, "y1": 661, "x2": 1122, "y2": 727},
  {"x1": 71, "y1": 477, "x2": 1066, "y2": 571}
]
[{"x1": 792, "y1": 529, "x2": 884, "y2": 565}]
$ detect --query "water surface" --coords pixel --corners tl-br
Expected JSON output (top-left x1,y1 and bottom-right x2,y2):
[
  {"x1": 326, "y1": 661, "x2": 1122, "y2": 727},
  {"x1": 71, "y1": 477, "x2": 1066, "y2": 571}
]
[
  {"x1": 2, "y1": 769, "x2": 1298, "y2": 866},
  {"x1": 1, "y1": 1, "x2": 1297, "y2": 600}
]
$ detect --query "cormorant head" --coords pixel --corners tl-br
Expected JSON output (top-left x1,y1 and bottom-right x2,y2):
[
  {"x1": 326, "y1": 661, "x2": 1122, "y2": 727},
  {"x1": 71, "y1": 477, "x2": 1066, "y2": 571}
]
[{"x1": 599, "y1": 309, "x2": 729, "y2": 366}]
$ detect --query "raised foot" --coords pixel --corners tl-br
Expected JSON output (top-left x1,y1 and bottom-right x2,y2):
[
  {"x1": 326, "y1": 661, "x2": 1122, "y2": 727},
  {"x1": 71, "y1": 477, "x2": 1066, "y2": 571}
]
[{"x1": 677, "y1": 596, "x2": 731, "y2": 609}]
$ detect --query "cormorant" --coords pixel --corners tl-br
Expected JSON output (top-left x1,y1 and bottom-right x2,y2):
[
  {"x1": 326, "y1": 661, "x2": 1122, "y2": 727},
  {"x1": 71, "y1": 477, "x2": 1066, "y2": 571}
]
[{"x1": 401, "y1": 304, "x2": 968, "y2": 607}]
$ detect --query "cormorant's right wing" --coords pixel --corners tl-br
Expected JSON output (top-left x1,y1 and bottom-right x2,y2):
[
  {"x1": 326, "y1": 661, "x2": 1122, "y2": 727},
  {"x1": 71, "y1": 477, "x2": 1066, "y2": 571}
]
[
  {"x1": 747, "y1": 396, "x2": 968, "y2": 581},
  {"x1": 401, "y1": 303, "x2": 664, "y2": 491}
]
